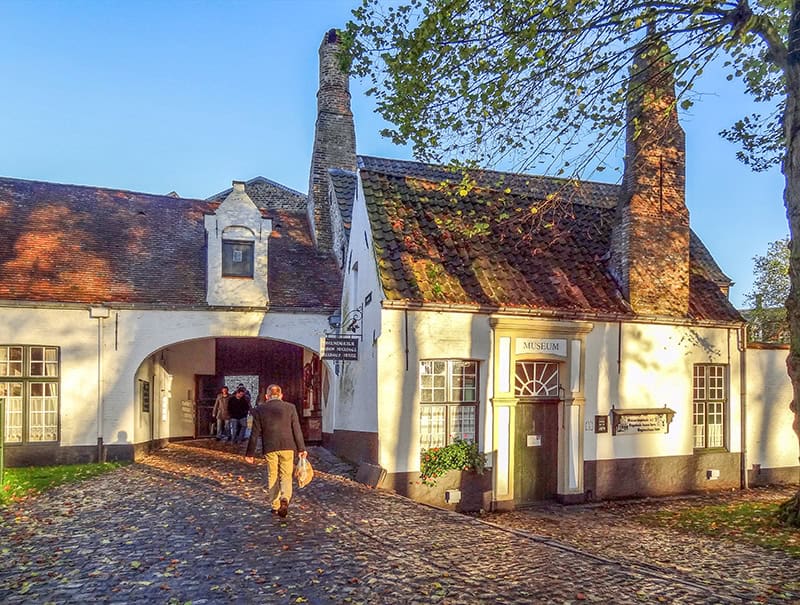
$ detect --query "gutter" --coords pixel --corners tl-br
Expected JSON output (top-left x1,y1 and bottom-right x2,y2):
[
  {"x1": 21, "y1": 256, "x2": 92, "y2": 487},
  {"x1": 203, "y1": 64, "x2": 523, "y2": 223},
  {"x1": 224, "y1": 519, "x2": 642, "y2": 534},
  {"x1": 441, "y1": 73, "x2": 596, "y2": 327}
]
[
  {"x1": 738, "y1": 327, "x2": 748, "y2": 489},
  {"x1": 0, "y1": 299, "x2": 338, "y2": 315},
  {"x1": 380, "y1": 300, "x2": 746, "y2": 330}
]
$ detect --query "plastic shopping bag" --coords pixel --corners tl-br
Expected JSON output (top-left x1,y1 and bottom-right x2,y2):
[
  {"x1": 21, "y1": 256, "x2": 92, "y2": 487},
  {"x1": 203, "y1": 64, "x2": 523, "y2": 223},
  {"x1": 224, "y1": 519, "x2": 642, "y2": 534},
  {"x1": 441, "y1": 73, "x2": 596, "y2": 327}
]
[{"x1": 295, "y1": 457, "x2": 314, "y2": 488}]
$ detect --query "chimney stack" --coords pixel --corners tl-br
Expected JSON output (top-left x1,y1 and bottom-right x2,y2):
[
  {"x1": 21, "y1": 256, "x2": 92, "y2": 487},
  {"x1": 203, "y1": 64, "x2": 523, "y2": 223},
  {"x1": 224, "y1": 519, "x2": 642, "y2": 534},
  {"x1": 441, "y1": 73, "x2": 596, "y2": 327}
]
[
  {"x1": 307, "y1": 29, "x2": 357, "y2": 254},
  {"x1": 609, "y1": 34, "x2": 690, "y2": 317}
]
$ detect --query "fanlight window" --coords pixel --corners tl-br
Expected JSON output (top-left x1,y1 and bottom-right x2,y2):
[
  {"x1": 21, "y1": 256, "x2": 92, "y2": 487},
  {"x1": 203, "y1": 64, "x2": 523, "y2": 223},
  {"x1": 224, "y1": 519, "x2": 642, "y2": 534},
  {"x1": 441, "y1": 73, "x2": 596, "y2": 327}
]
[{"x1": 515, "y1": 361, "x2": 560, "y2": 398}]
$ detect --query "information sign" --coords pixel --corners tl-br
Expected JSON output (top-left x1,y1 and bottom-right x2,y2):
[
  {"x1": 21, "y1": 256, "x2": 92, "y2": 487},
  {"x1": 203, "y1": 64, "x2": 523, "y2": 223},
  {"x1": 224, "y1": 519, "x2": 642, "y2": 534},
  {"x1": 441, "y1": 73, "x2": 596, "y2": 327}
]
[{"x1": 322, "y1": 337, "x2": 359, "y2": 361}]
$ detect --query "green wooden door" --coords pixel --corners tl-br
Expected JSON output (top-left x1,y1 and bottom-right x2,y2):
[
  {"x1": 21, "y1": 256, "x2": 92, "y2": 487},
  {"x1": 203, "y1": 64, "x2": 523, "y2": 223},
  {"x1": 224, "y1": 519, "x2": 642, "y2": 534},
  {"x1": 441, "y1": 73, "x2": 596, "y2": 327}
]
[{"x1": 514, "y1": 400, "x2": 559, "y2": 504}]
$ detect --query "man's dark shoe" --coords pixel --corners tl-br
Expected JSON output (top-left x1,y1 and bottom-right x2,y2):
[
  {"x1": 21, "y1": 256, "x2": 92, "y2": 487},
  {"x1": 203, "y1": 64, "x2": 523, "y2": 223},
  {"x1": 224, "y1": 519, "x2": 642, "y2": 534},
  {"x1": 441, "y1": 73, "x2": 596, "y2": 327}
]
[{"x1": 278, "y1": 498, "x2": 289, "y2": 518}]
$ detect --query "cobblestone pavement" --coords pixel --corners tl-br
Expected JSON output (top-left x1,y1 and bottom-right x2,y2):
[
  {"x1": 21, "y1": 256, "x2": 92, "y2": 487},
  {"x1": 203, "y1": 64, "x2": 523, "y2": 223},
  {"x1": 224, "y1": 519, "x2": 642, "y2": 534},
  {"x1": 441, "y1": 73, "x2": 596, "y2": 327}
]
[
  {"x1": 483, "y1": 485, "x2": 800, "y2": 604},
  {"x1": 0, "y1": 441, "x2": 796, "y2": 604}
]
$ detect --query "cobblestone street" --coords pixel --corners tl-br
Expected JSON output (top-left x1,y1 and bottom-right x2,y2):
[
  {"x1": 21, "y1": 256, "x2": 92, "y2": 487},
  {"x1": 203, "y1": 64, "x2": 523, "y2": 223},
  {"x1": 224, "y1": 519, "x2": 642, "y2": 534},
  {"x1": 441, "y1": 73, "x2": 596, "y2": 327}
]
[{"x1": 0, "y1": 441, "x2": 798, "y2": 604}]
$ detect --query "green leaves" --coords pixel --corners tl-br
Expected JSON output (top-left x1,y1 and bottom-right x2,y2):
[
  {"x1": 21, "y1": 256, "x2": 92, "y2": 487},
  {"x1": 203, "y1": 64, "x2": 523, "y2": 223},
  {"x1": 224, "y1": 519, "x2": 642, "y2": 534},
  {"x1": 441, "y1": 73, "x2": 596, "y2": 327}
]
[
  {"x1": 420, "y1": 438, "x2": 486, "y2": 486},
  {"x1": 345, "y1": 0, "x2": 788, "y2": 179}
]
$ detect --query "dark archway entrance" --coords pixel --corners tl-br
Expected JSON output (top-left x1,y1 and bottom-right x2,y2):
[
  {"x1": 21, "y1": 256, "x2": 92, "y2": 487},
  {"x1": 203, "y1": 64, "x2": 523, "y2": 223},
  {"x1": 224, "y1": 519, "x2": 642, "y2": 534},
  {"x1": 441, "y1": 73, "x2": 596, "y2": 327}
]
[{"x1": 194, "y1": 337, "x2": 323, "y2": 443}]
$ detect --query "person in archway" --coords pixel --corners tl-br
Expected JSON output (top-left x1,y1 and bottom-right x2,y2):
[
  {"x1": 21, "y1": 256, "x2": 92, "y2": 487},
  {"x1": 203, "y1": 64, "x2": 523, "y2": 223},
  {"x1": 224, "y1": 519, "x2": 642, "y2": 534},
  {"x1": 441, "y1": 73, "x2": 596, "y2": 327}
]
[
  {"x1": 245, "y1": 384, "x2": 307, "y2": 518},
  {"x1": 227, "y1": 387, "x2": 250, "y2": 443},
  {"x1": 212, "y1": 385, "x2": 230, "y2": 440}
]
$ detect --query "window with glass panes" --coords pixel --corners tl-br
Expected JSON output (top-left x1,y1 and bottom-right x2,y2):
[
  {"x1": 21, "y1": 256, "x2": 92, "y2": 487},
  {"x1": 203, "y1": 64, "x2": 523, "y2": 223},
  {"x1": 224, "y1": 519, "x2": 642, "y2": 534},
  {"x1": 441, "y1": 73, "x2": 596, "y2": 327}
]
[
  {"x1": 1, "y1": 345, "x2": 59, "y2": 444},
  {"x1": 515, "y1": 361, "x2": 560, "y2": 398},
  {"x1": 419, "y1": 360, "x2": 478, "y2": 449},
  {"x1": 693, "y1": 364, "x2": 726, "y2": 449}
]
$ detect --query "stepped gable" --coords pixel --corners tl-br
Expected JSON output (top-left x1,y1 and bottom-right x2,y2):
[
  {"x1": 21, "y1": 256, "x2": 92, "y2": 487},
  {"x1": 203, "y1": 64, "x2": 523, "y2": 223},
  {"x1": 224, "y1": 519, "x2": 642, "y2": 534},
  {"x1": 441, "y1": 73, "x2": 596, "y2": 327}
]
[
  {"x1": 0, "y1": 176, "x2": 340, "y2": 309},
  {"x1": 359, "y1": 157, "x2": 742, "y2": 323}
]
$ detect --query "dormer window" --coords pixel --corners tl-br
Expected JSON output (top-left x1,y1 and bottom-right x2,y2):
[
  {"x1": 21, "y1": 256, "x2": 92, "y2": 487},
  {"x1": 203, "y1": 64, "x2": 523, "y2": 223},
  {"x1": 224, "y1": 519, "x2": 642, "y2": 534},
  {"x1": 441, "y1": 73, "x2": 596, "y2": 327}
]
[
  {"x1": 222, "y1": 240, "x2": 254, "y2": 277},
  {"x1": 204, "y1": 181, "x2": 272, "y2": 307}
]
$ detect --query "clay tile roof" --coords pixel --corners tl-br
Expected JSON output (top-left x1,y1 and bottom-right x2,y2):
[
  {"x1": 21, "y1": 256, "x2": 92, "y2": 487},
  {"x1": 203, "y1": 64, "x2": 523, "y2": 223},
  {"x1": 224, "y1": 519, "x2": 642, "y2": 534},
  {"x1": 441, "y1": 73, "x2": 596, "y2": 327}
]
[
  {"x1": 358, "y1": 156, "x2": 742, "y2": 323},
  {"x1": 265, "y1": 209, "x2": 342, "y2": 308},
  {"x1": 0, "y1": 176, "x2": 340, "y2": 309},
  {"x1": 329, "y1": 168, "x2": 357, "y2": 236}
]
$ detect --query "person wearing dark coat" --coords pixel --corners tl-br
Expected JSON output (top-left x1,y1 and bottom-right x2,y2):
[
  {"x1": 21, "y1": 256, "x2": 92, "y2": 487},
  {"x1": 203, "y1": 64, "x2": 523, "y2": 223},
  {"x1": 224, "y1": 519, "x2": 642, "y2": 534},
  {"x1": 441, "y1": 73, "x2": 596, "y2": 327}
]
[
  {"x1": 245, "y1": 384, "x2": 307, "y2": 517},
  {"x1": 227, "y1": 388, "x2": 250, "y2": 443}
]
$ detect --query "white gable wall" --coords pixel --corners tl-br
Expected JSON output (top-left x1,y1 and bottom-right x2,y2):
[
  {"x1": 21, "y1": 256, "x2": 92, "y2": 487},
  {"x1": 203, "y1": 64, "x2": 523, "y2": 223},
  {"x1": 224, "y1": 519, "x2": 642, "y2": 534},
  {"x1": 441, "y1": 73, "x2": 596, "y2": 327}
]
[{"x1": 333, "y1": 180, "x2": 381, "y2": 436}]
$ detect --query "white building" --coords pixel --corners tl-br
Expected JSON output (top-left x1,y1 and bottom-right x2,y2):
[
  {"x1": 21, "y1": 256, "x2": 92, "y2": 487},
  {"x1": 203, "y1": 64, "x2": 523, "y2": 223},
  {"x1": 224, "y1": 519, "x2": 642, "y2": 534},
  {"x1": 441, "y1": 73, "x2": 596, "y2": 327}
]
[{"x1": 0, "y1": 30, "x2": 796, "y2": 509}]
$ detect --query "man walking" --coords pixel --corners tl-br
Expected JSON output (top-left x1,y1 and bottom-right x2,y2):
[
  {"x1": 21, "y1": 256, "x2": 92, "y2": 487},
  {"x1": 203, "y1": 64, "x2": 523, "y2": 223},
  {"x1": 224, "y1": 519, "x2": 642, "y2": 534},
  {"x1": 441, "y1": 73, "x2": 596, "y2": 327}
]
[
  {"x1": 228, "y1": 387, "x2": 250, "y2": 443},
  {"x1": 211, "y1": 386, "x2": 230, "y2": 440},
  {"x1": 245, "y1": 384, "x2": 307, "y2": 518}
]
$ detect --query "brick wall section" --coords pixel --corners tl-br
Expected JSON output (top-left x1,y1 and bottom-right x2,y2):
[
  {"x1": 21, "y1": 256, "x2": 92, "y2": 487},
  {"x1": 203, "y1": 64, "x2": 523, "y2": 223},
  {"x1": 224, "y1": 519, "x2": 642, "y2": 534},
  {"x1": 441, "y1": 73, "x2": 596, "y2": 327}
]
[
  {"x1": 307, "y1": 29, "x2": 357, "y2": 253},
  {"x1": 610, "y1": 37, "x2": 690, "y2": 317}
]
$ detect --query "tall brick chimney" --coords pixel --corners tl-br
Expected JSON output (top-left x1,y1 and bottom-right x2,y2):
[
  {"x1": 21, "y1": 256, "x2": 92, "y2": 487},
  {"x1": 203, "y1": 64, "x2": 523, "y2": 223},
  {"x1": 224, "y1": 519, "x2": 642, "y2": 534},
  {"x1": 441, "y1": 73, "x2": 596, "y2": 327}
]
[
  {"x1": 307, "y1": 29, "x2": 357, "y2": 254},
  {"x1": 609, "y1": 34, "x2": 690, "y2": 317}
]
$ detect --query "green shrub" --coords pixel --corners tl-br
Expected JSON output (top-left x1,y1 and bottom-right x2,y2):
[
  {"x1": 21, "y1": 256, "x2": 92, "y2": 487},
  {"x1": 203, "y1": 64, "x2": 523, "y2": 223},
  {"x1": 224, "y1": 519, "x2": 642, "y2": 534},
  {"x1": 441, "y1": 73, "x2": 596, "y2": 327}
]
[{"x1": 420, "y1": 438, "x2": 486, "y2": 486}]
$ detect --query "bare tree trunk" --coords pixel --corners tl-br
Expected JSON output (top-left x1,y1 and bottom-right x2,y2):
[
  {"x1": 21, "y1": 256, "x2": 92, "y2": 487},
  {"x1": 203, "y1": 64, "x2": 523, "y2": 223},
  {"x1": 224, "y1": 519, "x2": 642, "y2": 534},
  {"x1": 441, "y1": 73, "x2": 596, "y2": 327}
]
[{"x1": 779, "y1": 3, "x2": 800, "y2": 527}]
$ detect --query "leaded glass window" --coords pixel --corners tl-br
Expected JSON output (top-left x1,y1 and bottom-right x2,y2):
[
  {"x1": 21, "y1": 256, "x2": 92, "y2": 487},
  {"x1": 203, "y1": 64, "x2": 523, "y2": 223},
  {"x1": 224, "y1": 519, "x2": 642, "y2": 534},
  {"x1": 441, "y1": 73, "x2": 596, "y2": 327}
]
[
  {"x1": 0, "y1": 346, "x2": 60, "y2": 444},
  {"x1": 419, "y1": 360, "x2": 478, "y2": 449},
  {"x1": 693, "y1": 364, "x2": 726, "y2": 449}
]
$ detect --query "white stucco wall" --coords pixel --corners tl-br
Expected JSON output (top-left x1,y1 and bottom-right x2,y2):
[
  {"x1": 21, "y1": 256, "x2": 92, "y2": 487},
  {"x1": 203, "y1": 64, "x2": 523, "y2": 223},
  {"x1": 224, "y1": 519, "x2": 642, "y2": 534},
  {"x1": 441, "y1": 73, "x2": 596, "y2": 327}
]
[
  {"x1": 165, "y1": 339, "x2": 216, "y2": 438},
  {"x1": 332, "y1": 179, "x2": 382, "y2": 436},
  {"x1": 205, "y1": 182, "x2": 272, "y2": 307},
  {"x1": 746, "y1": 346, "x2": 798, "y2": 470},
  {"x1": 367, "y1": 309, "x2": 749, "y2": 477},
  {"x1": 582, "y1": 322, "x2": 743, "y2": 461},
  {"x1": 376, "y1": 309, "x2": 492, "y2": 475},
  {"x1": 4, "y1": 305, "x2": 330, "y2": 450},
  {"x1": 1, "y1": 307, "x2": 101, "y2": 447}
]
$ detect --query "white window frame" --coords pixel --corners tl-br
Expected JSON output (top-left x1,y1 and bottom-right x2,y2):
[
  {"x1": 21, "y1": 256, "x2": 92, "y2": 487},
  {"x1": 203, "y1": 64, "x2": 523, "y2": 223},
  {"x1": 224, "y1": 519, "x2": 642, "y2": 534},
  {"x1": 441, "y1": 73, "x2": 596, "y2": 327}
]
[
  {"x1": 515, "y1": 361, "x2": 560, "y2": 398},
  {"x1": 693, "y1": 364, "x2": 726, "y2": 450},
  {"x1": 419, "y1": 360, "x2": 478, "y2": 450},
  {"x1": 1, "y1": 345, "x2": 60, "y2": 444}
]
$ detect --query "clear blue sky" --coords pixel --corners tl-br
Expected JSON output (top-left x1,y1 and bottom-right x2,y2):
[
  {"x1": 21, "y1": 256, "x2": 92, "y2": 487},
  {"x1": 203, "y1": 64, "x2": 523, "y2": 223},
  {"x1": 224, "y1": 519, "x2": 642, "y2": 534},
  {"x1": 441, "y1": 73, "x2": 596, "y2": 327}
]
[{"x1": 0, "y1": 0, "x2": 786, "y2": 308}]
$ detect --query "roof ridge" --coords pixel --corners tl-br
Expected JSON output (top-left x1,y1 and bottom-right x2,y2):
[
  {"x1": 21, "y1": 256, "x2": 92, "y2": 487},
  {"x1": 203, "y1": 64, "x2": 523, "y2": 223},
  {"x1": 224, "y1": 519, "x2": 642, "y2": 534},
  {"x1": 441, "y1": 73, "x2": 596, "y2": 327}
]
[
  {"x1": 0, "y1": 175, "x2": 205, "y2": 203},
  {"x1": 205, "y1": 176, "x2": 307, "y2": 201},
  {"x1": 356, "y1": 155, "x2": 621, "y2": 193}
]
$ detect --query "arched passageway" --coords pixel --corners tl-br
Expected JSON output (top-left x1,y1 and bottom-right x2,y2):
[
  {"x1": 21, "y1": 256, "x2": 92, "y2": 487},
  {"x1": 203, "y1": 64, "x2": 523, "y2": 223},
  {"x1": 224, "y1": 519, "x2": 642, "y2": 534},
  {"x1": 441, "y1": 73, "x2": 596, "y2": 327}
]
[{"x1": 135, "y1": 336, "x2": 328, "y2": 449}]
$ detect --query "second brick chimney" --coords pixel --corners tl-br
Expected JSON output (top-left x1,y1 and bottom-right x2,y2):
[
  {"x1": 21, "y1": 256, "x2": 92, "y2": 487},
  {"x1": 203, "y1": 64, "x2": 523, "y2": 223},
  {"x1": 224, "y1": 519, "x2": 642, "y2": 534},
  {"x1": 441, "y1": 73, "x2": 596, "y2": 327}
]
[
  {"x1": 307, "y1": 29, "x2": 357, "y2": 254},
  {"x1": 609, "y1": 34, "x2": 690, "y2": 317}
]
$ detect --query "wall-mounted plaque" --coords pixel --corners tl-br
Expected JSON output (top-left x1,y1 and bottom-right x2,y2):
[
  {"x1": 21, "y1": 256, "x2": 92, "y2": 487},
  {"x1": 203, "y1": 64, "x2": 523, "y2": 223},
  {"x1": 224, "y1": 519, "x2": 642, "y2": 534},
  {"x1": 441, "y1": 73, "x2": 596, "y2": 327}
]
[
  {"x1": 139, "y1": 380, "x2": 151, "y2": 413},
  {"x1": 595, "y1": 415, "x2": 608, "y2": 433},
  {"x1": 611, "y1": 407, "x2": 676, "y2": 435}
]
